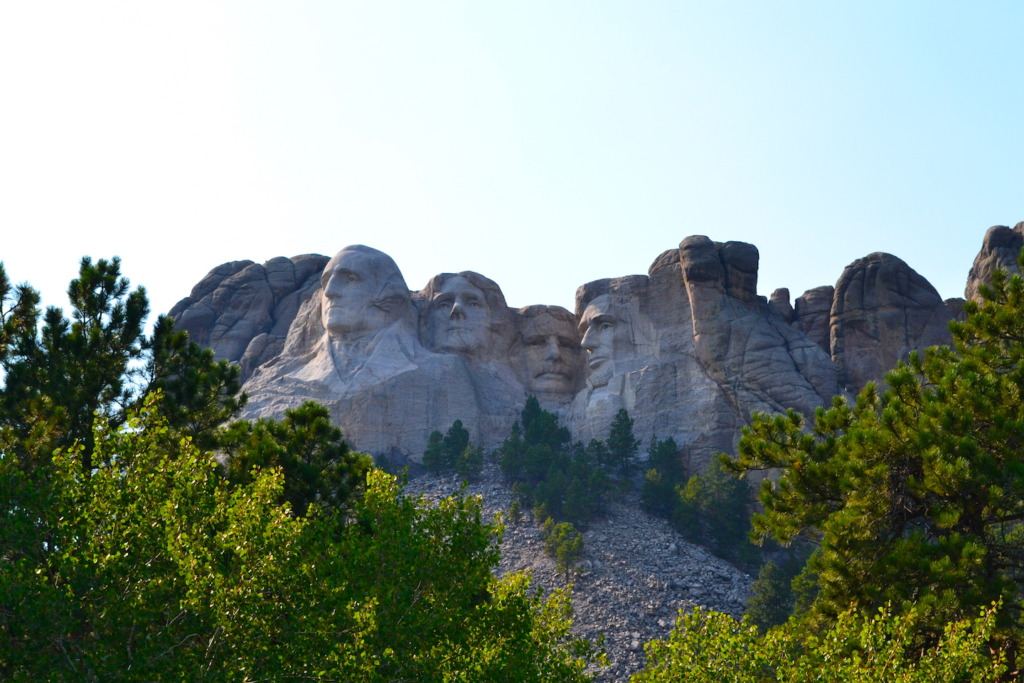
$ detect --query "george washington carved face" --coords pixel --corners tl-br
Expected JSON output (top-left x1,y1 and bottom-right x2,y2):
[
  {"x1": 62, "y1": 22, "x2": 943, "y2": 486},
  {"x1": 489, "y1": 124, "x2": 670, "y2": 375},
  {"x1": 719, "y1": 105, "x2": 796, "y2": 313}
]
[{"x1": 320, "y1": 245, "x2": 413, "y2": 340}]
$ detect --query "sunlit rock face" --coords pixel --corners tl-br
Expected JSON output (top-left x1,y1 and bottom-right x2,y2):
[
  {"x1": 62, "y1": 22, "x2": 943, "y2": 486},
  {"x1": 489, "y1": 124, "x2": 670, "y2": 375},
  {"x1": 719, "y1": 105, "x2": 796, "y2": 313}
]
[
  {"x1": 829, "y1": 252, "x2": 953, "y2": 394},
  {"x1": 171, "y1": 224, "x2": 1011, "y2": 470},
  {"x1": 562, "y1": 239, "x2": 839, "y2": 471},
  {"x1": 513, "y1": 305, "x2": 583, "y2": 405},
  {"x1": 168, "y1": 254, "x2": 329, "y2": 382},
  {"x1": 237, "y1": 250, "x2": 524, "y2": 463},
  {"x1": 965, "y1": 223, "x2": 1024, "y2": 301}
]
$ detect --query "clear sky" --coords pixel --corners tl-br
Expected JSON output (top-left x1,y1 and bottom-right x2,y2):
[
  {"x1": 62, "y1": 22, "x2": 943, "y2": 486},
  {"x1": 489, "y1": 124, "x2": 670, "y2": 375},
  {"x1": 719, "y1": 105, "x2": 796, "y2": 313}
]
[{"x1": 1, "y1": 2, "x2": 1021, "y2": 324}]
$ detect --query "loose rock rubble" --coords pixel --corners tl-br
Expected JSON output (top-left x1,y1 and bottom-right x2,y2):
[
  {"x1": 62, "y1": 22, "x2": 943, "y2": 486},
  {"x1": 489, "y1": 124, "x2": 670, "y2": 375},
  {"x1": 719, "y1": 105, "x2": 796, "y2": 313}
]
[{"x1": 404, "y1": 462, "x2": 753, "y2": 682}]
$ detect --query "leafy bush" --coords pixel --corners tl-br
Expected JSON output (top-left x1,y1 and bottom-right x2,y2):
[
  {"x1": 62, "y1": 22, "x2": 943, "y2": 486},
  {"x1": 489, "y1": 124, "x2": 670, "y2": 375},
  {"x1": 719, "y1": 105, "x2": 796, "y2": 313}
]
[
  {"x1": 542, "y1": 518, "x2": 585, "y2": 579},
  {"x1": 631, "y1": 603, "x2": 1007, "y2": 682},
  {"x1": 0, "y1": 396, "x2": 601, "y2": 680}
]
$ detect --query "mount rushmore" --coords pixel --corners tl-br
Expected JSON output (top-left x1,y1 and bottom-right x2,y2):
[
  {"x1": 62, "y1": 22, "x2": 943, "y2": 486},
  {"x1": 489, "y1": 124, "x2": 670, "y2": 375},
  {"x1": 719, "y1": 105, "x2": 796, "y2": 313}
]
[{"x1": 168, "y1": 223, "x2": 1023, "y2": 471}]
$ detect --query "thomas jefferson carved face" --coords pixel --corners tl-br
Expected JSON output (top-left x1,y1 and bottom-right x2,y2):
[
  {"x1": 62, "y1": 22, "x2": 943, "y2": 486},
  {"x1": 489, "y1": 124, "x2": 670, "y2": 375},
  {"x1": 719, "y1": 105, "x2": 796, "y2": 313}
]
[
  {"x1": 579, "y1": 294, "x2": 631, "y2": 388},
  {"x1": 520, "y1": 308, "x2": 581, "y2": 395},
  {"x1": 320, "y1": 246, "x2": 412, "y2": 340},
  {"x1": 426, "y1": 275, "x2": 492, "y2": 356}
]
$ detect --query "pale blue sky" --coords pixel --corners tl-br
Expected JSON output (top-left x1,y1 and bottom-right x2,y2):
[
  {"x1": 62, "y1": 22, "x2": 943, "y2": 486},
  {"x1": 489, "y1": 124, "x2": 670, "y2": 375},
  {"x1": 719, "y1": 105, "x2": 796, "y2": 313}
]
[{"x1": 1, "y1": 2, "x2": 1021, "y2": 324}]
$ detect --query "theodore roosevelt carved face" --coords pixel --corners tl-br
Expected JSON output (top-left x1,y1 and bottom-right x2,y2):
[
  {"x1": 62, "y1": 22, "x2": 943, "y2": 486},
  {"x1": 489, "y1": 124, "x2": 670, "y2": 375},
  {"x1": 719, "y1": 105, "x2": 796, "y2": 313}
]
[{"x1": 518, "y1": 305, "x2": 581, "y2": 396}]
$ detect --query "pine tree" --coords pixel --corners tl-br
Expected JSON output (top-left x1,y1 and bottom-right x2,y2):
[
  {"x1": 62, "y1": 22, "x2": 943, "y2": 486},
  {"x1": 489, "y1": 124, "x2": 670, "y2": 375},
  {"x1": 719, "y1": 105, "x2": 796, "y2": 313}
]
[
  {"x1": 728, "y1": 249, "x2": 1024, "y2": 641},
  {"x1": 745, "y1": 561, "x2": 794, "y2": 632},
  {"x1": 455, "y1": 444, "x2": 483, "y2": 480},
  {"x1": 144, "y1": 315, "x2": 246, "y2": 449},
  {"x1": 0, "y1": 257, "x2": 148, "y2": 470},
  {"x1": 218, "y1": 401, "x2": 372, "y2": 516},
  {"x1": 0, "y1": 258, "x2": 244, "y2": 469},
  {"x1": 641, "y1": 436, "x2": 683, "y2": 516},
  {"x1": 442, "y1": 419, "x2": 470, "y2": 465},
  {"x1": 422, "y1": 430, "x2": 447, "y2": 472},
  {"x1": 607, "y1": 408, "x2": 639, "y2": 476}
]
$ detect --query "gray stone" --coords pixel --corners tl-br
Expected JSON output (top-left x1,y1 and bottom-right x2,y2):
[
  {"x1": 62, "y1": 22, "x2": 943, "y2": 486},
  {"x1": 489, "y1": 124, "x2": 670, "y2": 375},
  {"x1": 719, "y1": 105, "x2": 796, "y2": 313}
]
[
  {"x1": 241, "y1": 249, "x2": 526, "y2": 462},
  {"x1": 945, "y1": 297, "x2": 967, "y2": 322},
  {"x1": 768, "y1": 288, "x2": 794, "y2": 322},
  {"x1": 513, "y1": 305, "x2": 584, "y2": 406},
  {"x1": 792, "y1": 285, "x2": 835, "y2": 352},
  {"x1": 174, "y1": 227, "x2": 1024, "y2": 471},
  {"x1": 169, "y1": 254, "x2": 328, "y2": 381},
  {"x1": 830, "y1": 252, "x2": 952, "y2": 394},
  {"x1": 564, "y1": 236, "x2": 837, "y2": 472},
  {"x1": 965, "y1": 223, "x2": 1024, "y2": 301}
]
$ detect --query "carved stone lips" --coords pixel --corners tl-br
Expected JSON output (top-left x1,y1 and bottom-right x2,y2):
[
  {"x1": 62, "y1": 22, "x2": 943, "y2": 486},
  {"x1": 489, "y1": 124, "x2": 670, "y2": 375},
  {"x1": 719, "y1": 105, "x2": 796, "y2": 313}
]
[{"x1": 536, "y1": 370, "x2": 569, "y2": 380}]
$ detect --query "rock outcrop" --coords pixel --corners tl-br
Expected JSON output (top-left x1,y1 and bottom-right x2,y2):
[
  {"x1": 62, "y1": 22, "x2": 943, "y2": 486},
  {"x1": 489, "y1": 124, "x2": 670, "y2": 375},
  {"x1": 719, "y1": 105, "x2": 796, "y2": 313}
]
[
  {"x1": 791, "y1": 285, "x2": 834, "y2": 352},
  {"x1": 170, "y1": 224, "x2": 1020, "y2": 471},
  {"x1": 829, "y1": 252, "x2": 953, "y2": 394},
  {"x1": 168, "y1": 254, "x2": 329, "y2": 381},
  {"x1": 172, "y1": 238, "x2": 840, "y2": 472},
  {"x1": 965, "y1": 223, "x2": 1024, "y2": 301}
]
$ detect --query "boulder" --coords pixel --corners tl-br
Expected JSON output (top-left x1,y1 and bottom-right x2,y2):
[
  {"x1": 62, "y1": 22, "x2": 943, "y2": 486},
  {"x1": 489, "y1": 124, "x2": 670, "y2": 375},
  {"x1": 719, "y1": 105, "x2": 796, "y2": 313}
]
[
  {"x1": 792, "y1": 286, "x2": 834, "y2": 353},
  {"x1": 169, "y1": 254, "x2": 329, "y2": 381},
  {"x1": 965, "y1": 223, "x2": 1024, "y2": 301},
  {"x1": 830, "y1": 252, "x2": 952, "y2": 394}
]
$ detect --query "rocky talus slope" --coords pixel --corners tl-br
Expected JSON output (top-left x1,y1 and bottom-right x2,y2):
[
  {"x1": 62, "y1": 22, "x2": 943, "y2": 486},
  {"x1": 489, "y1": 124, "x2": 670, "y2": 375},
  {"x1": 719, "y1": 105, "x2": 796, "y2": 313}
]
[{"x1": 404, "y1": 463, "x2": 752, "y2": 682}]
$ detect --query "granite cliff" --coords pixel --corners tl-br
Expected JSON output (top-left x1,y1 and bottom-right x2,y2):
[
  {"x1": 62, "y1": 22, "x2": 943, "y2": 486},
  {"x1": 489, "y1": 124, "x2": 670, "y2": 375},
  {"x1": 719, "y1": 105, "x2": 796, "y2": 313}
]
[{"x1": 170, "y1": 225, "x2": 1017, "y2": 471}]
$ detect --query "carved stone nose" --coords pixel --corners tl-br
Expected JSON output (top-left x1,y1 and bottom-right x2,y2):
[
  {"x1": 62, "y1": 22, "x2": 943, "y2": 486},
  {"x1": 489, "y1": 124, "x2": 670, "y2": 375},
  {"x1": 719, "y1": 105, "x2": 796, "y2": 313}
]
[
  {"x1": 324, "y1": 276, "x2": 343, "y2": 298},
  {"x1": 544, "y1": 338, "x2": 560, "y2": 360},
  {"x1": 449, "y1": 300, "x2": 466, "y2": 320}
]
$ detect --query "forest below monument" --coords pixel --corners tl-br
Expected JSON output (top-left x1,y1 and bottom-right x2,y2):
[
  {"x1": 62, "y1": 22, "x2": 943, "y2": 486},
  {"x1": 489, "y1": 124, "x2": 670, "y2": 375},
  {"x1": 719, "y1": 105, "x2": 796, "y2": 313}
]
[{"x1": 4, "y1": 233, "x2": 1024, "y2": 680}]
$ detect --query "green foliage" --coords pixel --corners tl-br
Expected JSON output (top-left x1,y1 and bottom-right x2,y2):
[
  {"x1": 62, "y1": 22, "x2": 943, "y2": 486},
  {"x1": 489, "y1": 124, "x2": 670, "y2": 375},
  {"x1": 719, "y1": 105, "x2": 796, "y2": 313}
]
[
  {"x1": 455, "y1": 443, "x2": 484, "y2": 480},
  {"x1": 500, "y1": 397, "x2": 611, "y2": 527},
  {"x1": 607, "y1": 407, "x2": 640, "y2": 475},
  {"x1": 144, "y1": 314, "x2": 246, "y2": 449},
  {"x1": 676, "y1": 457, "x2": 757, "y2": 567},
  {"x1": 541, "y1": 518, "x2": 585, "y2": 580},
  {"x1": 727, "y1": 252, "x2": 1024, "y2": 644},
  {"x1": 217, "y1": 400, "x2": 373, "y2": 516},
  {"x1": 422, "y1": 429, "x2": 446, "y2": 471},
  {"x1": 0, "y1": 396, "x2": 600, "y2": 680},
  {"x1": 631, "y1": 603, "x2": 1007, "y2": 682},
  {"x1": 508, "y1": 498, "x2": 523, "y2": 525},
  {"x1": 640, "y1": 438, "x2": 759, "y2": 569},
  {"x1": 641, "y1": 436, "x2": 684, "y2": 517},
  {"x1": 0, "y1": 256, "x2": 148, "y2": 469},
  {"x1": 444, "y1": 417, "x2": 470, "y2": 461},
  {"x1": 745, "y1": 561, "x2": 793, "y2": 633},
  {"x1": 0, "y1": 257, "x2": 243, "y2": 470},
  {"x1": 423, "y1": 419, "x2": 476, "y2": 478}
]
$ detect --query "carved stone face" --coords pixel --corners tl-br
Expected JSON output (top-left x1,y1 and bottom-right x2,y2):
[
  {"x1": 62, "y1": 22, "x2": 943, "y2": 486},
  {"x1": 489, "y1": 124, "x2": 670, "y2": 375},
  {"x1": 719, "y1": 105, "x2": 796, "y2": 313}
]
[
  {"x1": 426, "y1": 275, "x2": 492, "y2": 356},
  {"x1": 321, "y1": 246, "x2": 411, "y2": 340},
  {"x1": 520, "y1": 310, "x2": 581, "y2": 395},
  {"x1": 579, "y1": 294, "x2": 631, "y2": 388}
]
